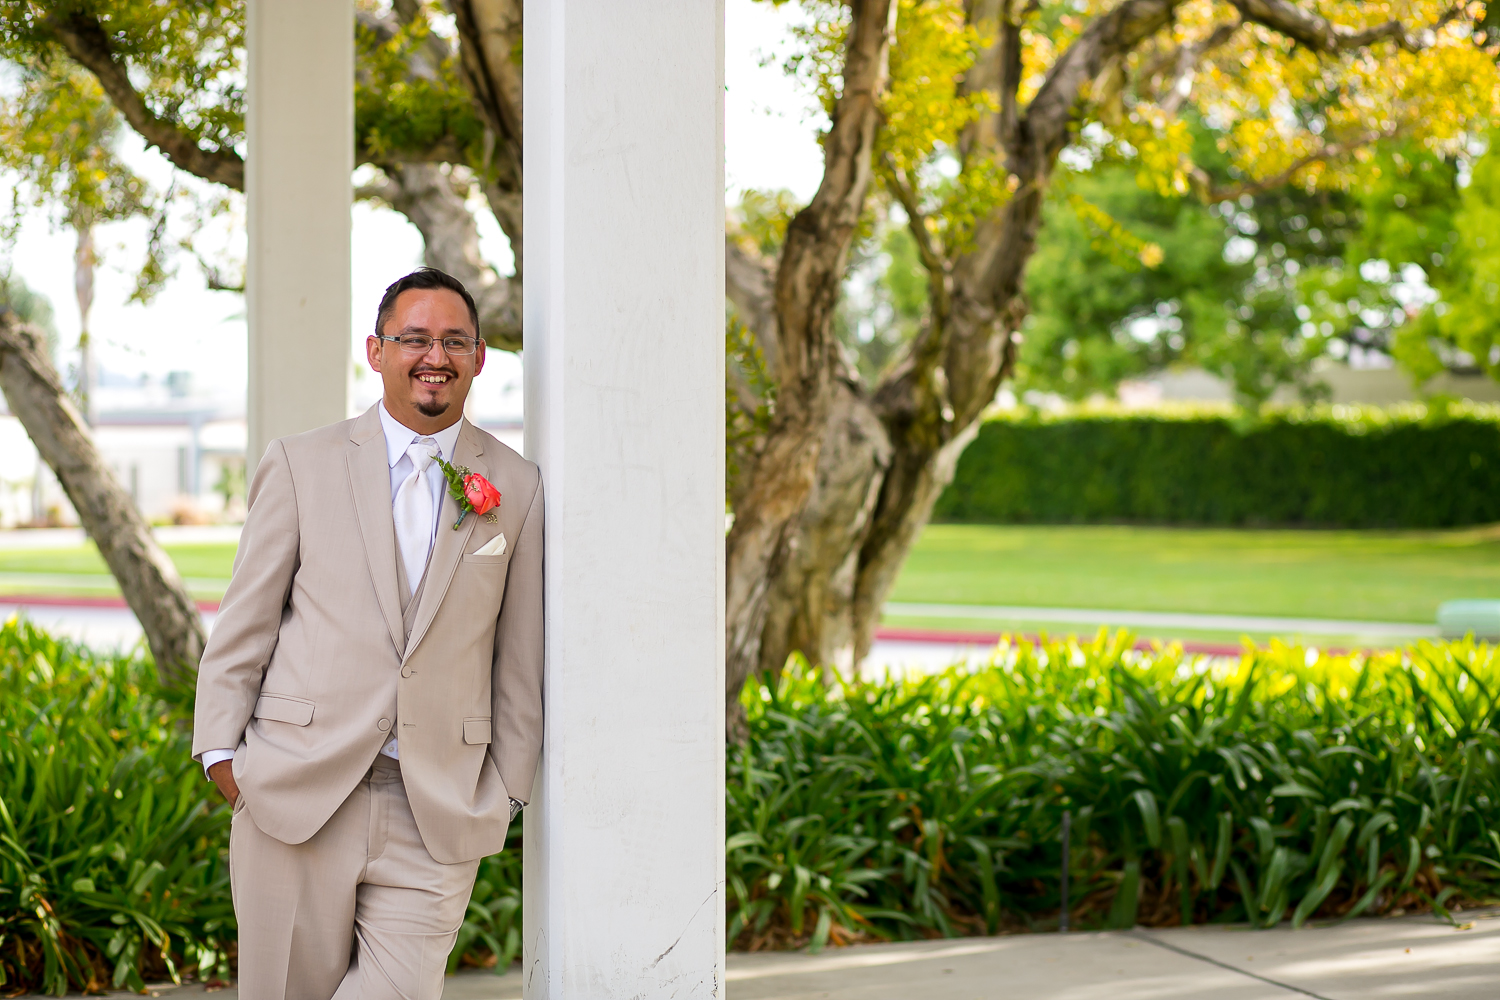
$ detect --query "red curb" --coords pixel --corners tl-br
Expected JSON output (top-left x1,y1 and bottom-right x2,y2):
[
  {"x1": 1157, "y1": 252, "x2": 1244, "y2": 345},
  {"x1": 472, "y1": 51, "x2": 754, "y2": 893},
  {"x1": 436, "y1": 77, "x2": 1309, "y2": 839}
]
[{"x1": 0, "y1": 593, "x2": 221, "y2": 612}]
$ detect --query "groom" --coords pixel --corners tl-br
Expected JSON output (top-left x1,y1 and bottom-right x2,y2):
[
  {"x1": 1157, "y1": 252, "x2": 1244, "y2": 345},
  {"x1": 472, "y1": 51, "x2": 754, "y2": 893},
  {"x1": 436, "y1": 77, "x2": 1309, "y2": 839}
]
[{"x1": 193, "y1": 268, "x2": 543, "y2": 1000}]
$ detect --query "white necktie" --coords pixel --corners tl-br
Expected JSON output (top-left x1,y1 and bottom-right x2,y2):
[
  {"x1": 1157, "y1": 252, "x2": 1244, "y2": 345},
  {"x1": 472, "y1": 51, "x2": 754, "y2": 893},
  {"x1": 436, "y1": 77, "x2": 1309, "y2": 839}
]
[{"x1": 393, "y1": 437, "x2": 439, "y2": 596}]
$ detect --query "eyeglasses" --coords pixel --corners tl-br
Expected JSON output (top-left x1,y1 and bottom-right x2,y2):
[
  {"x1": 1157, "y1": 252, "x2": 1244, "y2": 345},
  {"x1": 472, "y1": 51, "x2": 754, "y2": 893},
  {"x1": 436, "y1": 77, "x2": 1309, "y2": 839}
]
[{"x1": 376, "y1": 334, "x2": 482, "y2": 356}]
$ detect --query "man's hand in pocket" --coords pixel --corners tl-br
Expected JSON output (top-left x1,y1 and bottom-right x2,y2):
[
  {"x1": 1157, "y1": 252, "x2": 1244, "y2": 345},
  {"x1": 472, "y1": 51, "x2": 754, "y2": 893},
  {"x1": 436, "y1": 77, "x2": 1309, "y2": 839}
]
[{"x1": 208, "y1": 759, "x2": 240, "y2": 807}]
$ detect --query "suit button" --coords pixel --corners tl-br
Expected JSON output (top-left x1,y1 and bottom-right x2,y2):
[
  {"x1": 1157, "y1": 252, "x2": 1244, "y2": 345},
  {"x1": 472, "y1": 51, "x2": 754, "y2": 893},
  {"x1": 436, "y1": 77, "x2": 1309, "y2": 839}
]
[
  {"x1": 377, "y1": 718, "x2": 391, "y2": 732},
  {"x1": 401, "y1": 666, "x2": 412, "y2": 678}
]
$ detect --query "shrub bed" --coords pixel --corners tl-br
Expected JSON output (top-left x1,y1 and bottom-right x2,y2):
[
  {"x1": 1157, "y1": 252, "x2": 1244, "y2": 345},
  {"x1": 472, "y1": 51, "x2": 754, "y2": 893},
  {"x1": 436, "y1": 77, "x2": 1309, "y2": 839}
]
[
  {"x1": 727, "y1": 633, "x2": 1500, "y2": 947},
  {"x1": 0, "y1": 621, "x2": 521, "y2": 994},
  {"x1": 0, "y1": 622, "x2": 232, "y2": 994},
  {"x1": 933, "y1": 403, "x2": 1500, "y2": 527},
  {"x1": 5, "y1": 624, "x2": 1498, "y2": 989}
]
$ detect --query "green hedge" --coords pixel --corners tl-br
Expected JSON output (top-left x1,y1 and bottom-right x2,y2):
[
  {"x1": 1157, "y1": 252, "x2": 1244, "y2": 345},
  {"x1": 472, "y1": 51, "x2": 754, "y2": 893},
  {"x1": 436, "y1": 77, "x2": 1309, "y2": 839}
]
[{"x1": 933, "y1": 402, "x2": 1500, "y2": 527}]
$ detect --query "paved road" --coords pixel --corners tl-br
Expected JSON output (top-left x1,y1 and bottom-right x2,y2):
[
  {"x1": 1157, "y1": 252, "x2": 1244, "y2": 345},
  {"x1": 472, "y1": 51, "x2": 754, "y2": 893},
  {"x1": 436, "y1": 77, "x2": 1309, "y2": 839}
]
[
  {"x1": 90, "y1": 909, "x2": 1500, "y2": 1000},
  {"x1": 0, "y1": 599, "x2": 960, "y2": 676},
  {"x1": 885, "y1": 601, "x2": 1439, "y2": 638},
  {"x1": 0, "y1": 525, "x2": 242, "y2": 549}
]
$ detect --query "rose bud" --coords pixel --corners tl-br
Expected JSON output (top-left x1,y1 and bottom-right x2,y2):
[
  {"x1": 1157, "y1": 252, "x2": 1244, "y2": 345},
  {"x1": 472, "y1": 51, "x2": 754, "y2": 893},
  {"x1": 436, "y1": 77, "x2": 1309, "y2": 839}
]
[{"x1": 463, "y1": 474, "x2": 502, "y2": 515}]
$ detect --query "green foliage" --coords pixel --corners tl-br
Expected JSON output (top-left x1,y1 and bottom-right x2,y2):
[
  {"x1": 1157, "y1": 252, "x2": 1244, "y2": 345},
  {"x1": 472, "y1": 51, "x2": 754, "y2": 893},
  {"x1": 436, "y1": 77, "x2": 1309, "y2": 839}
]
[
  {"x1": 0, "y1": 1, "x2": 245, "y2": 162},
  {"x1": 0, "y1": 270, "x2": 56, "y2": 348},
  {"x1": 1392, "y1": 135, "x2": 1500, "y2": 382},
  {"x1": 0, "y1": 615, "x2": 526, "y2": 992},
  {"x1": 728, "y1": 633, "x2": 1500, "y2": 946},
  {"x1": 0, "y1": 620, "x2": 232, "y2": 995},
  {"x1": 451, "y1": 838, "x2": 521, "y2": 975},
  {"x1": 0, "y1": 57, "x2": 153, "y2": 231},
  {"x1": 730, "y1": 188, "x2": 801, "y2": 260},
  {"x1": 354, "y1": 10, "x2": 489, "y2": 171},
  {"x1": 7, "y1": 620, "x2": 1500, "y2": 975},
  {"x1": 727, "y1": 316, "x2": 776, "y2": 500},
  {"x1": 1019, "y1": 167, "x2": 1243, "y2": 400},
  {"x1": 934, "y1": 403, "x2": 1500, "y2": 528}
]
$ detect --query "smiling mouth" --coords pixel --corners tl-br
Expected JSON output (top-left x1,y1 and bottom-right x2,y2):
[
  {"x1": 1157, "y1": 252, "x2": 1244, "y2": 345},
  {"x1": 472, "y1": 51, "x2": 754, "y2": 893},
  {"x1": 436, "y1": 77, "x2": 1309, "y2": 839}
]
[{"x1": 414, "y1": 371, "x2": 453, "y2": 386}]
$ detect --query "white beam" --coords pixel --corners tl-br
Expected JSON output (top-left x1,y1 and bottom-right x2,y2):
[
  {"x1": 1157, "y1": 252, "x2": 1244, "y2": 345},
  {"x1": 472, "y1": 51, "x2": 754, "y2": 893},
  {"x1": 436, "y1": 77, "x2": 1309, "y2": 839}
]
[
  {"x1": 246, "y1": 0, "x2": 353, "y2": 471},
  {"x1": 522, "y1": 0, "x2": 725, "y2": 995}
]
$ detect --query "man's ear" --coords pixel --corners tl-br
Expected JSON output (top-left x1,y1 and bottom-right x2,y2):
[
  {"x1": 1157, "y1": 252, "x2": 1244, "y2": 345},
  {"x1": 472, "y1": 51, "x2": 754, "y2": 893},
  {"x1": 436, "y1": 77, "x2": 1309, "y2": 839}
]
[
  {"x1": 366, "y1": 336, "x2": 383, "y2": 373},
  {"x1": 473, "y1": 340, "x2": 486, "y2": 377}
]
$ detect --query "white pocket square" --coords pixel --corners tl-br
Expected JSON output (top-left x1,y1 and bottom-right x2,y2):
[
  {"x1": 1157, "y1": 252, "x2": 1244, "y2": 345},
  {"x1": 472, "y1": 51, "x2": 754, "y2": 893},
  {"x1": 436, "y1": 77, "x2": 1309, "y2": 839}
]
[{"x1": 474, "y1": 533, "x2": 507, "y2": 557}]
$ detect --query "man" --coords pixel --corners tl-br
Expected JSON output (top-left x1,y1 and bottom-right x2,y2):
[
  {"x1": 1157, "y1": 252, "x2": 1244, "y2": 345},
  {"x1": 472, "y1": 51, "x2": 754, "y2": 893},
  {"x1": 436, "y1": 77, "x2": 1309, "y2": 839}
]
[{"x1": 193, "y1": 267, "x2": 543, "y2": 1000}]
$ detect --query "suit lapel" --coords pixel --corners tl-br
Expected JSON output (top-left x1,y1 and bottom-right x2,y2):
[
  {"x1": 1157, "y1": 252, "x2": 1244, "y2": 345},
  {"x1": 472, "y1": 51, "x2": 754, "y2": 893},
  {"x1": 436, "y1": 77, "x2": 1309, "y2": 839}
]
[
  {"x1": 404, "y1": 419, "x2": 485, "y2": 660},
  {"x1": 346, "y1": 405, "x2": 406, "y2": 654}
]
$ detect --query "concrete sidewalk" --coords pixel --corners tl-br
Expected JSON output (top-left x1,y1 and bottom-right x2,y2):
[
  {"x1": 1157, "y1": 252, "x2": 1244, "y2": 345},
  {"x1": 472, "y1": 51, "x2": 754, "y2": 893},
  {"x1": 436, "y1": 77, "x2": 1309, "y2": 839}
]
[{"x1": 105, "y1": 909, "x2": 1497, "y2": 999}]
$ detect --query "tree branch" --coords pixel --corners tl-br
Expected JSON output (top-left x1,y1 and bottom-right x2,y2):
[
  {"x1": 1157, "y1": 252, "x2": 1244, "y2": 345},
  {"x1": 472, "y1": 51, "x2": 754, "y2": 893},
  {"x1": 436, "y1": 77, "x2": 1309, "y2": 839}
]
[
  {"x1": 1158, "y1": 20, "x2": 1241, "y2": 115},
  {"x1": 45, "y1": 11, "x2": 245, "y2": 191},
  {"x1": 359, "y1": 165, "x2": 521, "y2": 350},
  {"x1": 0, "y1": 309, "x2": 206, "y2": 686},
  {"x1": 773, "y1": 0, "x2": 899, "y2": 391},
  {"x1": 1189, "y1": 124, "x2": 1402, "y2": 203},
  {"x1": 1021, "y1": 0, "x2": 1176, "y2": 171},
  {"x1": 446, "y1": 0, "x2": 524, "y2": 189},
  {"x1": 880, "y1": 154, "x2": 949, "y2": 322},
  {"x1": 1229, "y1": 0, "x2": 1463, "y2": 53},
  {"x1": 725, "y1": 237, "x2": 780, "y2": 373}
]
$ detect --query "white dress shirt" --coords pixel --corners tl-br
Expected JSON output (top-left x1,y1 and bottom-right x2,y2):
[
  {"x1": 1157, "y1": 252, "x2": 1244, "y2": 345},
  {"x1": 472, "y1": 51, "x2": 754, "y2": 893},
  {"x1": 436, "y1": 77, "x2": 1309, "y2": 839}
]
[{"x1": 199, "y1": 405, "x2": 462, "y2": 774}]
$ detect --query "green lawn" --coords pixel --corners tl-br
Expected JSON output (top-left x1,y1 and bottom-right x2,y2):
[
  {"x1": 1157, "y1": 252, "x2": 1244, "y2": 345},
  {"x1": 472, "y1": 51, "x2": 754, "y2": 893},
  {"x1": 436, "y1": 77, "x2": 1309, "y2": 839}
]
[
  {"x1": 1, "y1": 527, "x2": 1496, "y2": 640},
  {"x1": 0, "y1": 543, "x2": 237, "y2": 598},
  {"x1": 888, "y1": 524, "x2": 1500, "y2": 624}
]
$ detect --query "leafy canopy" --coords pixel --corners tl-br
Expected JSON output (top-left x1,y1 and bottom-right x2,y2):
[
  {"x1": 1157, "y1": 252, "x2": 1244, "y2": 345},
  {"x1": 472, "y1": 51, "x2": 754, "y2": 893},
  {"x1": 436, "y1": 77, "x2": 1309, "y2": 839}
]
[{"x1": 750, "y1": 0, "x2": 1500, "y2": 402}]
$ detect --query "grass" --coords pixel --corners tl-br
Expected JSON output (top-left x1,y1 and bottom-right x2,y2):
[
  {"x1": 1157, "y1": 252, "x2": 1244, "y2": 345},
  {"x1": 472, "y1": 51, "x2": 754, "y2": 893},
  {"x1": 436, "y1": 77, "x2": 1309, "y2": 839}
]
[
  {"x1": 0, "y1": 544, "x2": 236, "y2": 599},
  {"x1": 889, "y1": 524, "x2": 1500, "y2": 625},
  {"x1": 0, "y1": 525, "x2": 1492, "y2": 641}
]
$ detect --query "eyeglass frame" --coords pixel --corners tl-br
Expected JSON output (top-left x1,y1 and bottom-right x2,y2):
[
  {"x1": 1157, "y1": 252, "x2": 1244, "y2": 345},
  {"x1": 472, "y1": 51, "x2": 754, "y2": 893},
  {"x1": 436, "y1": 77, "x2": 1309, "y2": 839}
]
[{"x1": 374, "y1": 332, "x2": 484, "y2": 356}]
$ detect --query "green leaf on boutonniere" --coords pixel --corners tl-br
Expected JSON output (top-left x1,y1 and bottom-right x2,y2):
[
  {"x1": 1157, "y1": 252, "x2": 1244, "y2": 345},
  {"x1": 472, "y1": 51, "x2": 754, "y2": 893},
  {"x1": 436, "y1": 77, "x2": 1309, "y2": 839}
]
[{"x1": 434, "y1": 455, "x2": 476, "y2": 529}]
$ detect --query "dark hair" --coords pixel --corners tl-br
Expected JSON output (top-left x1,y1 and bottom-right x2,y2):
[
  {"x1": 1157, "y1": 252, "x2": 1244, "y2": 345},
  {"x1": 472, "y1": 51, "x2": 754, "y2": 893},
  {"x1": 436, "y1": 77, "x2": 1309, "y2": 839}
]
[{"x1": 374, "y1": 267, "x2": 480, "y2": 341}]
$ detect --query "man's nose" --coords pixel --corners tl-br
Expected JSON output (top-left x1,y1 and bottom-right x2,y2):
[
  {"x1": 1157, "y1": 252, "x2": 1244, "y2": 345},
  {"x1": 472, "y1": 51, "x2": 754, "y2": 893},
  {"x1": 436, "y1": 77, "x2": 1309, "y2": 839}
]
[{"x1": 419, "y1": 339, "x2": 450, "y2": 366}]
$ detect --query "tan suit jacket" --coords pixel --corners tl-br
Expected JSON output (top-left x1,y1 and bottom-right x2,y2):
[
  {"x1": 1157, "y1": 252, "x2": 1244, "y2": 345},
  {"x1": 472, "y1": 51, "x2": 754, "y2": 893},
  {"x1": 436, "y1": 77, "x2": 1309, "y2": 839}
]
[{"x1": 192, "y1": 404, "x2": 544, "y2": 864}]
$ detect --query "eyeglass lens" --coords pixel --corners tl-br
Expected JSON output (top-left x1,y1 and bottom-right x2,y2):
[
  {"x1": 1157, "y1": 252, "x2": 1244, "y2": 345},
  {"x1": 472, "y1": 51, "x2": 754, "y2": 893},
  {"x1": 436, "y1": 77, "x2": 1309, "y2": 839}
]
[{"x1": 394, "y1": 335, "x2": 477, "y2": 355}]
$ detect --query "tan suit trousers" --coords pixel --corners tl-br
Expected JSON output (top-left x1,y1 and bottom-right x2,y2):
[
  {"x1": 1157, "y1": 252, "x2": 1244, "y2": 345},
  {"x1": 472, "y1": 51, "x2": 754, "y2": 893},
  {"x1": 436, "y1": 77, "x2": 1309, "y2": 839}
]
[{"x1": 230, "y1": 756, "x2": 480, "y2": 1000}]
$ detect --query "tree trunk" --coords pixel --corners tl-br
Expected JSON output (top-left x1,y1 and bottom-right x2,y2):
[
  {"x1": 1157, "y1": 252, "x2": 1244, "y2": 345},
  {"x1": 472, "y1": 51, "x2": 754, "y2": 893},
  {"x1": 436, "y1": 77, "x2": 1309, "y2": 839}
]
[
  {"x1": 0, "y1": 308, "x2": 205, "y2": 687},
  {"x1": 727, "y1": 1, "x2": 1165, "y2": 709},
  {"x1": 723, "y1": 0, "x2": 898, "y2": 737}
]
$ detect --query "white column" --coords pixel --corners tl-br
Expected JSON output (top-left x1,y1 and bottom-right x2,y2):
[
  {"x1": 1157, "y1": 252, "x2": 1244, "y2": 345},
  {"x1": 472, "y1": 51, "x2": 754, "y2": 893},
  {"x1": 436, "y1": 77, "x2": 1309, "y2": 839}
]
[
  {"x1": 522, "y1": 0, "x2": 725, "y2": 996},
  {"x1": 246, "y1": 0, "x2": 353, "y2": 471}
]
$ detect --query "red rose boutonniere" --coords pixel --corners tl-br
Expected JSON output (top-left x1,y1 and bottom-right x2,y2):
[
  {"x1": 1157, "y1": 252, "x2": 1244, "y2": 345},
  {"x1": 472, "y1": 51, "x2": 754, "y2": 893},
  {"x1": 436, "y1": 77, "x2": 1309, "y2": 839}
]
[{"x1": 434, "y1": 457, "x2": 501, "y2": 529}]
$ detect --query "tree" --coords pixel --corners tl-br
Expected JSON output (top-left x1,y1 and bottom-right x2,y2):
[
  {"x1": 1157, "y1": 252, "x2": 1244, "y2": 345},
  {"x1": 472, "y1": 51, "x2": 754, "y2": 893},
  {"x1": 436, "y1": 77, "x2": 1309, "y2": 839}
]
[
  {"x1": 1382, "y1": 136, "x2": 1500, "y2": 382},
  {"x1": 722, "y1": 0, "x2": 1498, "y2": 734},
  {"x1": 0, "y1": 0, "x2": 523, "y2": 685},
  {"x1": 0, "y1": 22, "x2": 207, "y2": 681},
  {"x1": 5, "y1": 1, "x2": 1496, "y2": 731}
]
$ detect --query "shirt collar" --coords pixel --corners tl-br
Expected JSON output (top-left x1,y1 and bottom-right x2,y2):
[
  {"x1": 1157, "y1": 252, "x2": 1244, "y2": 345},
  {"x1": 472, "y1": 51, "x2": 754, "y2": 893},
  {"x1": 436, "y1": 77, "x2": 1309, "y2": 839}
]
[{"x1": 378, "y1": 402, "x2": 464, "y2": 469}]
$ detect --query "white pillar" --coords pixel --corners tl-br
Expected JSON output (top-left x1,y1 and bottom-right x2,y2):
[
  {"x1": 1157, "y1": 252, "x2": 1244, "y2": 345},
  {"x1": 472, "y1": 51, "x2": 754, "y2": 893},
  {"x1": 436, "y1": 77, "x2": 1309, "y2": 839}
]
[
  {"x1": 522, "y1": 0, "x2": 725, "y2": 995},
  {"x1": 246, "y1": 0, "x2": 353, "y2": 471}
]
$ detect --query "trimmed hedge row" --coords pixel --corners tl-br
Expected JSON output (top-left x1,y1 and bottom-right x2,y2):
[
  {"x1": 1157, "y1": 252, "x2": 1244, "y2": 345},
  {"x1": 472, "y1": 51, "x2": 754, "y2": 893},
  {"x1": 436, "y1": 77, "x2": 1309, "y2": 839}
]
[{"x1": 934, "y1": 402, "x2": 1500, "y2": 528}]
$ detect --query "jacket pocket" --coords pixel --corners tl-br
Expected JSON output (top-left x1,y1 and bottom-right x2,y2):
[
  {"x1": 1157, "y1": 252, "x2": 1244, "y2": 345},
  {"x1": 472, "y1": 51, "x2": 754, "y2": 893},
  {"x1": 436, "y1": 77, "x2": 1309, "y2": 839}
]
[
  {"x1": 254, "y1": 693, "x2": 314, "y2": 726},
  {"x1": 463, "y1": 717, "x2": 492, "y2": 745}
]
